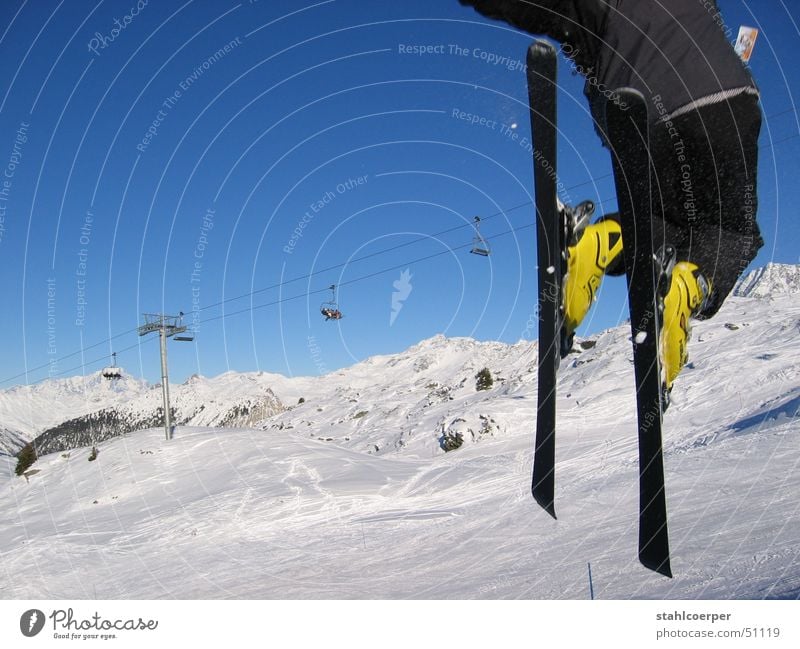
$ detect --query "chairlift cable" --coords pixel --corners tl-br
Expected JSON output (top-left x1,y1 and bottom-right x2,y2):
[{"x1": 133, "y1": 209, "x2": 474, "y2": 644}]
[{"x1": 5, "y1": 123, "x2": 798, "y2": 387}]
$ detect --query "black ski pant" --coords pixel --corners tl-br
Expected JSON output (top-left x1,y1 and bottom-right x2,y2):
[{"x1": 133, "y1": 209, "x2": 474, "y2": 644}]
[{"x1": 605, "y1": 92, "x2": 763, "y2": 318}]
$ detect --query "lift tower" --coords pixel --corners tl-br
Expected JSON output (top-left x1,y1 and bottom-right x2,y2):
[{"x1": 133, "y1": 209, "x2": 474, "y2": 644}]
[{"x1": 138, "y1": 313, "x2": 193, "y2": 440}]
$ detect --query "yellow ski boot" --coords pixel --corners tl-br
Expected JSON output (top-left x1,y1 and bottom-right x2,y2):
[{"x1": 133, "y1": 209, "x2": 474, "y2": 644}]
[
  {"x1": 563, "y1": 218, "x2": 624, "y2": 343},
  {"x1": 660, "y1": 262, "x2": 711, "y2": 390}
]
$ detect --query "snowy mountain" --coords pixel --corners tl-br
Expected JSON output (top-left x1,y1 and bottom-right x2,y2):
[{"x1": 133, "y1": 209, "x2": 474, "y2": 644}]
[
  {"x1": 0, "y1": 424, "x2": 26, "y2": 456},
  {"x1": 0, "y1": 371, "x2": 149, "y2": 438},
  {"x1": 29, "y1": 374, "x2": 286, "y2": 457},
  {"x1": 1, "y1": 265, "x2": 799, "y2": 599},
  {"x1": 734, "y1": 262, "x2": 800, "y2": 298}
]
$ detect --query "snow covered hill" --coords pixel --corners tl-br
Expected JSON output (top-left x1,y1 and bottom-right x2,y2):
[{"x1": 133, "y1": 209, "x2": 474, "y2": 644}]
[
  {"x1": 0, "y1": 426, "x2": 26, "y2": 481},
  {"x1": 29, "y1": 374, "x2": 285, "y2": 457},
  {"x1": 734, "y1": 262, "x2": 800, "y2": 298},
  {"x1": 0, "y1": 370, "x2": 287, "y2": 461},
  {"x1": 0, "y1": 426, "x2": 26, "y2": 458},
  {"x1": 1, "y1": 264, "x2": 798, "y2": 599},
  {"x1": 0, "y1": 372, "x2": 149, "y2": 439}
]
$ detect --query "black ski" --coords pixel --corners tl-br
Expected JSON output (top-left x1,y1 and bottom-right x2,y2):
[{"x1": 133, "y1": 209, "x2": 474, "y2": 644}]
[
  {"x1": 527, "y1": 40, "x2": 559, "y2": 518},
  {"x1": 606, "y1": 88, "x2": 673, "y2": 578}
]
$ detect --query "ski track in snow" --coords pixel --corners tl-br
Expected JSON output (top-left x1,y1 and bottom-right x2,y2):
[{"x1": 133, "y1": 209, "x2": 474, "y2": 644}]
[{"x1": 1, "y1": 269, "x2": 799, "y2": 599}]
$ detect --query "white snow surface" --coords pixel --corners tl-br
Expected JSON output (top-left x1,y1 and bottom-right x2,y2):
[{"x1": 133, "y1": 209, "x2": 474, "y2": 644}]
[{"x1": 1, "y1": 276, "x2": 799, "y2": 599}]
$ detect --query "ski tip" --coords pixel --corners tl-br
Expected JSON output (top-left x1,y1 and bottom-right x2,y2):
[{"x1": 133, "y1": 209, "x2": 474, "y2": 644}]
[
  {"x1": 610, "y1": 86, "x2": 646, "y2": 104},
  {"x1": 527, "y1": 39, "x2": 556, "y2": 60}
]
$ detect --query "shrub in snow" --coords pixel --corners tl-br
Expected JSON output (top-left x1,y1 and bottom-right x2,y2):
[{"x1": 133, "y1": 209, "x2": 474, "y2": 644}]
[
  {"x1": 475, "y1": 367, "x2": 493, "y2": 391},
  {"x1": 478, "y1": 414, "x2": 497, "y2": 438},
  {"x1": 15, "y1": 443, "x2": 37, "y2": 476},
  {"x1": 440, "y1": 432, "x2": 464, "y2": 452}
]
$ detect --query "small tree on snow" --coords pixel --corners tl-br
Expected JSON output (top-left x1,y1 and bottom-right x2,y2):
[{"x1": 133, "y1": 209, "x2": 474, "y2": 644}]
[
  {"x1": 441, "y1": 432, "x2": 464, "y2": 452},
  {"x1": 475, "y1": 367, "x2": 493, "y2": 391},
  {"x1": 15, "y1": 443, "x2": 37, "y2": 476}
]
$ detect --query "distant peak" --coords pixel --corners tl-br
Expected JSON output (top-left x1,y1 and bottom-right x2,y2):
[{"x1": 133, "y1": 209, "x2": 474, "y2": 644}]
[
  {"x1": 406, "y1": 333, "x2": 448, "y2": 351},
  {"x1": 733, "y1": 263, "x2": 800, "y2": 298}
]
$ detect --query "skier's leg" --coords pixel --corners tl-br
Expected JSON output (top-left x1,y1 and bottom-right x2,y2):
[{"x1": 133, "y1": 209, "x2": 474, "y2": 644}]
[
  {"x1": 649, "y1": 93, "x2": 762, "y2": 387},
  {"x1": 651, "y1": 93, "x2": 763, "y2": 317}
]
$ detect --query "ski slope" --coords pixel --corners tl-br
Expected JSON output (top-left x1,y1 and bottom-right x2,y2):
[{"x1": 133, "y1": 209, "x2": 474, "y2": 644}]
[{"x1": 1, "y1": 266, "x2": 798, "y2": 599}]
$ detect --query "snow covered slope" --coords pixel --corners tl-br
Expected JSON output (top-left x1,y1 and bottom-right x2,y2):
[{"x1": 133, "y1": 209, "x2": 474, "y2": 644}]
[
  {"x1": 1, "y1": 265, "x2": 798, "y2": 599},
  {"x1": 259, "y1": 334, "x2": 540, "y2": 459}
]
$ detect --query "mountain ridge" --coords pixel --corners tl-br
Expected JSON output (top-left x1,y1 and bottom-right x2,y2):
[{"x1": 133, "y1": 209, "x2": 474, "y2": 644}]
[
  {"x1": 734, "y1": 262, "x2": 800, "y2": 298},
  {"x1": 1, "y1": 264, "x2": 799, "y2": 598},
  {"x1": 2, "y1": 263, "x2": 798, "y2": 464}
]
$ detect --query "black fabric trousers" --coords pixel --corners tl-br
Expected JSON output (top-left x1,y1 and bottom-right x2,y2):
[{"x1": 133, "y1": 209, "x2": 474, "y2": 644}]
[{"x1": 605, "y1": 93, "x2": 763, "y2": 318}]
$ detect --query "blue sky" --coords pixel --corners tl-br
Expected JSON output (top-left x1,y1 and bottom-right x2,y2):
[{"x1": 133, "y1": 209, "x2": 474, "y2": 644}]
[{"x1": 0, "y1": 0, "x2": 798, "y2": 386}]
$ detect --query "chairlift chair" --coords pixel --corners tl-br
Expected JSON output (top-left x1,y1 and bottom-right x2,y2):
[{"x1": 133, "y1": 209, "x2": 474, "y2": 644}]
[
  {"x1": 320, "y1": 284, "x2": 343, "y2": 321},
  {"x1": 470, "y1": 216, "x2": 491, "y2": 256},
  {"x1": 101, "y1": 352, "x2": 122, "y2": 380},
  {"x1": 173, "y1": 311, "x2": 194, "y2": 341}
]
